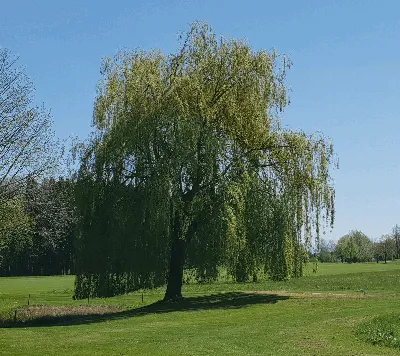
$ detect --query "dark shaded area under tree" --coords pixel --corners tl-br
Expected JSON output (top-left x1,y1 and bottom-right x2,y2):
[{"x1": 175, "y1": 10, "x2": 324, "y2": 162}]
[{"x1": 0, "y1": 292, "x2": 289, "y2": 328}]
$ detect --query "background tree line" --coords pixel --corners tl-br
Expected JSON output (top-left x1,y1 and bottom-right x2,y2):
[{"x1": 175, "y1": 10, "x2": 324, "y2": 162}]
[
  {"x1": 316, "y1": 226, "x2": 400, "y2": 263},
  {"x1": 0, "y1": 177, "x2": 75, "y2": 276}
]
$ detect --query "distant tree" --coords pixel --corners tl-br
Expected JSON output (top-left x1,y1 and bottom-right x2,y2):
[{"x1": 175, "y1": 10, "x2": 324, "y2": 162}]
[
  {"x1": 336, "y1": 236, "x2": 356, "y2": 263},
  {"x1": 316, "y1": 239, "x2": 337, "y2": 262},
  {"x1": 0, "y1": 49, "x2": 57, "y2": 200},
  {"x1": 24, "y1": 177, "x2": 76, "y2": 275},
  {"x1": 352, "y1": 230, "x2": 373, "y2": 261},
  {"x1": 74, "y1": 22, "x2": 336, "y2": 300},
  {"x1": 393, "y1": 224, "x2": 400, "y2": 259},
  {"x1": 0, "y1": 178, "x2": 75, "y2": 276},
  {"x1": 335, "y1": 231, "x2": 373, "y2": 263},
  {"x1": 374, "y1": 234, "x2": 396, "y2": 263},
  {"x1": 0, "y1": 197, "x2": 33, "y2": 276}
]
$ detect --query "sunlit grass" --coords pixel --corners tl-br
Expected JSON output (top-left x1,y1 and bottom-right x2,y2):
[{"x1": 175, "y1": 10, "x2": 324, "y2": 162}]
[
  {"x1": 1, "y1": 262, "x2": 400, "y2": 355},
  {"x1": 356, "y1": 313, "x2": 400, "y2": 349}
]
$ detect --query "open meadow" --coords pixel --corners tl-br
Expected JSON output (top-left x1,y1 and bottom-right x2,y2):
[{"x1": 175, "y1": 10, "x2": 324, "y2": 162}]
[{"x1": 1, "y1": 262, "x2": 400, "y2": 355}]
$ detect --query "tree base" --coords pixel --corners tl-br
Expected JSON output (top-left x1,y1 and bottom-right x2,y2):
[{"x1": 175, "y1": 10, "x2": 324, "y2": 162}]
[{"x1": 163, "y1": 293, "x2": 183, "y2": 303}]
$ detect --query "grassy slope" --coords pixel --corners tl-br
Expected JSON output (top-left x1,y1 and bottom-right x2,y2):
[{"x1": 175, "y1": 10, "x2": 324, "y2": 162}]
[{"x1": 0, "y1": 262, "x2": 399, "y2": 355}]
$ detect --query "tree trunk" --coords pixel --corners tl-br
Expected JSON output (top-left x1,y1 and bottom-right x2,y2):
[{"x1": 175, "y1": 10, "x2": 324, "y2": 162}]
[
  {"x1": 164, "y1": 209, "x2": 186, "y2": 301},
  {"x1": 164, "y1": 236, "x2": 185, "y2": 301}
]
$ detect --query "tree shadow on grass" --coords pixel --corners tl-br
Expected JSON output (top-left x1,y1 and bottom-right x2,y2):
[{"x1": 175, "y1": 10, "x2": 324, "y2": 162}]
[{"x1": 0, "y1": 292, "x2": 290, "y2": 328}]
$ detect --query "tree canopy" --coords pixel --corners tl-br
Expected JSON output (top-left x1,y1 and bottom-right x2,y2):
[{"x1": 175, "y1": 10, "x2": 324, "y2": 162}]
[
  {"x1": 74, "y1": 22, "x2": 336, "y2": 301},
  {"x1": 335, "y1": 230, "x2": 373, "y2": 263},
  {"x1": 374, "y1": 234, "x2": 397, "y2": 263},
  {"x1": 0, "y1": 49, "x2": 58, "y2": 201},
  {"x1": 0, "y1": 49, "x2": 69, "y2": 276}
]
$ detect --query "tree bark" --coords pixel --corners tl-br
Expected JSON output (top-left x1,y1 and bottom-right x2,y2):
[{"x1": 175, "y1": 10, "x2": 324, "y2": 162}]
[
  {"x1": 164, "y1": 208, "x2": 186, "y2": 301},
  {"x1": 164, "y1": 235, "x2": 185, "y2": 301}
]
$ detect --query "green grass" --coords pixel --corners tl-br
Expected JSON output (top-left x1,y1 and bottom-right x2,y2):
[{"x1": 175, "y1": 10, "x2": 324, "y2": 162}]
[
  {"x1": 1, "y1": 262, "x2": 400, "y2": 355},
  {"x1": 304, "y1": 260, "x2": 400, "y2": 276},
  {"x1": 356, "y1": 313, "x2": 400, "y2": 349}
]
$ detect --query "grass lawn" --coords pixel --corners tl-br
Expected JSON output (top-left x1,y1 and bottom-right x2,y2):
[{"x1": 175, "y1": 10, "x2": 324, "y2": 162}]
[{"x1": 1, "y1": 262, "x2": 400, "y2": 355}]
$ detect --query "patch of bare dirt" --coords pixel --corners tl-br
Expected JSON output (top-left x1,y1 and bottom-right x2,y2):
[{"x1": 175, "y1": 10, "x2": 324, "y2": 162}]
[{"x1": 13, "y1": 305, "x2": 121, "y2": 321}]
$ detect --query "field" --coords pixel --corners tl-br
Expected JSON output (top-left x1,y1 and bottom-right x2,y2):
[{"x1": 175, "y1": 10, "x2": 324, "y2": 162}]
[{"x1": 1, "y1": 262, "x2": 400, "y2": 355}]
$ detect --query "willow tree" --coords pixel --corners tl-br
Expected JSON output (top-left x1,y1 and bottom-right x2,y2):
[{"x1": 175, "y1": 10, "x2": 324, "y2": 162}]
[{"x1": 74, "y1": 22, "x2": 335, "y2": 301}]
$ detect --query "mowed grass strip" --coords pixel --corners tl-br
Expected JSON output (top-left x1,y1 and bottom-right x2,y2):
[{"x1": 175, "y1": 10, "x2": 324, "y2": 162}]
[{"x1": 0, "y1": 262, "x2": 400, "y2": 355}]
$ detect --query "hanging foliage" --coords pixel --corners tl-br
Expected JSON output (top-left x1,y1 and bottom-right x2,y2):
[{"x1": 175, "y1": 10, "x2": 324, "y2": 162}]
[{"x1": 74, "y1": 22, "x2": 336, "y2": 300}]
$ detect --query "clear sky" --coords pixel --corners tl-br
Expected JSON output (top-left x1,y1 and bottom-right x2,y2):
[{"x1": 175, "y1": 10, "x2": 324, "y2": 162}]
[{"x1": 1, "y1": 0, "x2": 399, "y2": 241}]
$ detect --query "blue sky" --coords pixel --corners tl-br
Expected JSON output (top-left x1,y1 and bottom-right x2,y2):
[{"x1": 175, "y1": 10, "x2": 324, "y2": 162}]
[{"x1": 1, "y1": 0, "x2": 399, "y2": 241}]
